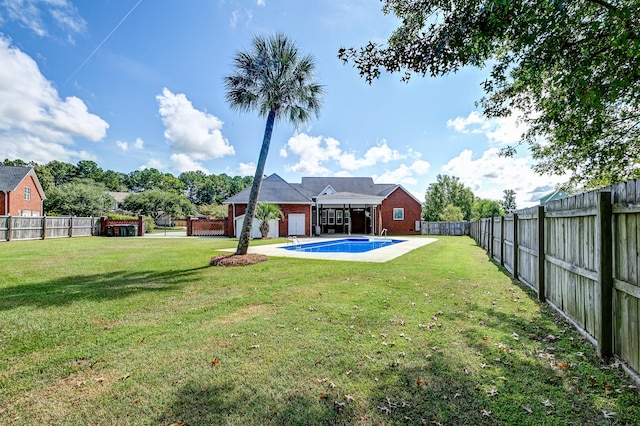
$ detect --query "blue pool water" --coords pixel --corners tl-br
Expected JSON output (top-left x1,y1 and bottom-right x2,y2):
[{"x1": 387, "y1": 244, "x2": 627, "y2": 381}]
[{"x1": 282, "y1": 238, "x2": 405, "y2": 253}]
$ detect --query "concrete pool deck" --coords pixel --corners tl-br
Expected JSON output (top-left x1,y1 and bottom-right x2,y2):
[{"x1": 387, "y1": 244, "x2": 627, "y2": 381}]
[{"x1": 224, "y1": 236, "x2": 438, "y2": 263}]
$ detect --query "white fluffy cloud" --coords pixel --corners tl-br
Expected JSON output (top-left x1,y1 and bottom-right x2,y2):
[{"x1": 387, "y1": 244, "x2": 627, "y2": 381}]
[
  {"x1": 447, "y1": 110, "x2": 526, "y2": 145},
  {"x1": 443, "y1": 148, "x2": 563, "y2": 206},
  {"x1": 237, "y1": 162, "x2": 256, "y2": 176},
  {"x1": 116, "y1": 137, "x2": 144, "y2": 151},
  {"x1": 2, "y1": 0, "x2": 86, "y2": 39},
  {"x1": 156, "y1": 87, "x2": 235, "y2": 161},
  {"x1": 170, "y1": 153, "x2": 210, "y2": 174},
  {"x1": 281, "y1": 133, "x2": 410, "y2": 175},
  {"x1": 0, "y1": 35, "x2": 109, "y2": 163},
  {"x1": 372, "y1": 160, "x2": 431, "y2": 186}
]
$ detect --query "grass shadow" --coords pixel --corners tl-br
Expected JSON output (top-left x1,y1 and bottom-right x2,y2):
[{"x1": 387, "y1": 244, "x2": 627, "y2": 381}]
[{"x1": 0, "y1": 266, "x2": 209, "y2": 311}]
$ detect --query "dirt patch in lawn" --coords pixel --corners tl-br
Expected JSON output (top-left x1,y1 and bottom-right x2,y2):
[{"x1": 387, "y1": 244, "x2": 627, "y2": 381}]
[{"x1": 210, "y1": 254, "x2": 269, "y2": 266}]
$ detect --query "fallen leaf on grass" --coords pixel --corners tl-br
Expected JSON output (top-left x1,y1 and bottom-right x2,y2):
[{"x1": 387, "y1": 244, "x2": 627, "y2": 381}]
[
  {"x1": 487, "y1": 388, "x2": 499, "y2": 397},
  {"x1": 251, "y1": 345, "x2": 260, "y2": 349},
  {"x1": 482, "y1": 409, "x2": 492, "y2": 417},
  {"x1": 319, "y1": 394, "x2": 329, "y2": 400},
  {"x1": 120, "y1": 373, "x2": 131, "y2": 380},
  {"x1": 602, "y1": 410, "x2": 616, "y2": 419},
  {"x1": 211, "y1": 358, "x2": 220, "y2": 366},
  {"x1": 346, "y1": 395, "x2": 355, "y2": 403},
  {"x1": 523, "y1": 406, "x2": 533, "y2": 413},
  {"x1": 417, "y1": 379, "x2": 423, "y2": 386},
  {"x1": 542, "y1": 399, "x2": 554, "y2": 407},
  {"x1": 94, "y1": 377, "x2": 105, "y2": 383}
]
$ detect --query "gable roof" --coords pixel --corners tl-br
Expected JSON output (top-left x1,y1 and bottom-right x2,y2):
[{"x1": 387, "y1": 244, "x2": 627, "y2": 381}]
[
  {"x1": 292, "y1": 177, "x2": 397, "y2": 198},
  {"x1": 0, "y1": 165, "x2": 46, "y2": 199},
  {"x1": 224, "y1": 174, "x2": 312, "y2": 204},
  {"x1": 538, "y1": 189, "x2": 570, "y2": 204}
]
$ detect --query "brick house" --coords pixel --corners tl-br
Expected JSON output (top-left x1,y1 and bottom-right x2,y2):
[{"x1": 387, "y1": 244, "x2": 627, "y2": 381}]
[
  {"x1": 0, "y1": 165, "x2": 46, "y2": 216},
  {"x1": 224, "y1": 174, "x2": 422, "y2": 237}
]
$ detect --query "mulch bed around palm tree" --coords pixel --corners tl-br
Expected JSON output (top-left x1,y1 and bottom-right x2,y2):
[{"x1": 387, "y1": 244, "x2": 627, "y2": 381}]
[{"x1": 210, "y1": 253, "x2": 269, "y2": 266}]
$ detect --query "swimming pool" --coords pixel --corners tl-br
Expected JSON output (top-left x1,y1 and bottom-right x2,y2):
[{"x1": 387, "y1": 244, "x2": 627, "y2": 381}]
[{"x1": 281, "y1": 238, "x2": 405, "y2": 253}]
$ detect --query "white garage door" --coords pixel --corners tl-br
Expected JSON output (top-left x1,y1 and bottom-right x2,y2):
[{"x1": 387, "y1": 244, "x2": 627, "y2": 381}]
[{"x1": 288, "y1": 213, "x2": 305, "y2": 236}]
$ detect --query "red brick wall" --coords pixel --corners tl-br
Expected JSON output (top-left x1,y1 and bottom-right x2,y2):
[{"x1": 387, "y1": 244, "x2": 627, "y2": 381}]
[
  {"x1": 226, "y1": 204, "x2": 311, "y2": 237},
  {"x1": 7, "y1": 175, "x2": 44, "y2": 216},
  {"x1": 278, "y1": 205, "x2": 311, "y2": 236},
  {"x1": 381, "y1": 187, "x2": 422, "y2": 235},
  {"x1": 0, "y1": 192, "x2": 5, "y2": 215}
]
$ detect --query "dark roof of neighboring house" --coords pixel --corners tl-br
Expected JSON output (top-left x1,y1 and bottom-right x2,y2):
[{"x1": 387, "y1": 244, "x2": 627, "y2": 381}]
[
  {"x1": 538, "y1": 189, "x2": 570, "y2": 204},
  {"x1": 224, "y1": 174, "x2": 312, "y2": 204},
  {"x1": 0, "y1": 165, "x2": 46, "y2": 199}
]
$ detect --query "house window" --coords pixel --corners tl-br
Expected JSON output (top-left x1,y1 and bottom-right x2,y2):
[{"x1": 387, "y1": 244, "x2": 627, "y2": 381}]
[
  {"x1": 321, "y1": 210, "x2": 327, "y2": 225},
  {"x1": 328, "y1": 209, "x2": 335, "y2": 225},
  {"x1": 24, "y1": 187, "x2": 31, "y2": 201},
  {"x1": 336, "y1": 210, "x2": 343, "y2": 225},
  {"x1": 393, "y1": 208, "x2": 404, "y2": 220},
  {"x1": 344, "y1": 210, "x2": 350, "y2": 223}
]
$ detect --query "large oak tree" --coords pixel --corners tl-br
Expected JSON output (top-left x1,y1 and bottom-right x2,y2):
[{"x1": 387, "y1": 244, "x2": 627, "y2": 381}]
[{"x1": 339, "y1": 0, "x2": 640, "y2": 188}]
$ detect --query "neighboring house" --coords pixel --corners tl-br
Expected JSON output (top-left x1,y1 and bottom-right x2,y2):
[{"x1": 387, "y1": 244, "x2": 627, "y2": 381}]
[
  {"x1": 538, "y1": 189, "x2": 570, "y2": 204},
  {"x1": 108, "y1": 191, "x2": 131, "y2": 212},
  {"x1": 0, "y1": 165, "x2": 46, "y2": 216},
  {"x1": 223, "y1": 174, "x2": 422, "y2": 237}
]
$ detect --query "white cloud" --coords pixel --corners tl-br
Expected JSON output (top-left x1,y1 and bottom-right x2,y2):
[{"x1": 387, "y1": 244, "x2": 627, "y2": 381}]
[
  {"x1": 256, "y1": 0, "x2": 265, "y2": 6},
  {"x1": 237, "y1": 162, "x2": 256, "y2": 176},
  {"x1": 156, "y1": 87, "x2": 235, "y2": 160},
  {"x1": 446, "y1": 111, "x2": 485, "y2": 133},
  {"x1": 141, "y1": 158, "x2": 167, "y2": 170},
  {"x1": 133, "y1": 137, "x2": 144, "y2": 149},
  {"x1": 170, "y1": 153, "x2": 210, "y2": 174},
  {"x1": 281, "y1": 133, "x2": 342, "y2": 175},
  {"x1": 281, "y1": 133, "x2": 411, "y2": 175},
  {"x1": 0, "y1": 35, "x2": 109, "y2": 163},
  {"x1": 447, "y1": 110, "x2": 527, "y2": 145},
  {"x1": 443, "y1": 148, "x2": 563, "y2": 207},
  {"x1": 2, "y1": 0, "x2": 86, "y2": 40},
  {"x1": 338, "y1": 140, "x2": 405, "y2": 171},
  {"x1": 116, "y1": 137, "x2": 144, "y2": 151},
  {"x1": 372, "y1": 160, "x2": 431, "y2": 186}
]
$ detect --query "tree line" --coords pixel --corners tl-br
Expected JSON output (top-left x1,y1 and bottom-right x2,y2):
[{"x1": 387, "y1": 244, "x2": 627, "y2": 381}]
[
  {"x1": 2, "y1": 158, "x2": 252, "y2": 220},
  {"x1": 423, "y1": 174, "x2": 516, "y2": 222}
]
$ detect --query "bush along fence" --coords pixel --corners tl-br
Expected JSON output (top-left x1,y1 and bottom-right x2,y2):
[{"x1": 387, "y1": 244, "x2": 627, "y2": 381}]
[
  {"x1": 0, "y1": 216, "x2": 100, "y2": 241},
  {"x1": 470, "y1": 179, "x2": 640, "y2": 382},
  {"x1": 186, "y1": 216, "x2": 228, "y2": 237}
]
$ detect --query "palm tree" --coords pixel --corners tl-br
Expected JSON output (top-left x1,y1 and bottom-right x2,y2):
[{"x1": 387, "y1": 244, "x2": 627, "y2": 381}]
[
  {"x1": 255, "y1": 202, "x2": 284, "y2": 238},
  {"x1": 225, "y1": 33, "x2": 323, "y2": 255}
]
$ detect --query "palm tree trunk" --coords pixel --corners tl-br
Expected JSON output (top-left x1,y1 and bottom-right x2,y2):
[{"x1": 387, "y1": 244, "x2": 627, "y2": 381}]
[{"x1": 236, "y1": 109, "x2": 276, "y2": 255}]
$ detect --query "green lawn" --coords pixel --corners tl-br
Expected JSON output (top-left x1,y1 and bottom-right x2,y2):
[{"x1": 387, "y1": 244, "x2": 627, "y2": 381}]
[{"x1": 0, "y1": 236, "x2": 638, "y2": 425}]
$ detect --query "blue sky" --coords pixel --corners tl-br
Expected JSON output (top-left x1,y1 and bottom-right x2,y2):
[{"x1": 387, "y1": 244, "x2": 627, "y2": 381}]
[{"x1": 0, "y1": 0, "x2": 563, "y2": 207}]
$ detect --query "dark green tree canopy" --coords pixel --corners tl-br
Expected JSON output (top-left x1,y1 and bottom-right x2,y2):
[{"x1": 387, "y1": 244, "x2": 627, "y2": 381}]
[
  {"x1": 339, "y1": 0, "x2": 640, "y2": 188},
  {"x1": 424, "y1": 174, "x2": 475, "y2": 221},
  {"x1": 472, "y1": 198, "x2": 504, "y2": 220},
  {"x1": 45, "y1": 180, "x2": 115, "y2": 216}
]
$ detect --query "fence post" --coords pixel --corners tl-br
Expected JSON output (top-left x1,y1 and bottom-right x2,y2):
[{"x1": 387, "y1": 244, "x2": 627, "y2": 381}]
[
  {"x1": 513, "y1": 213, "x2": 519, "y2": 280},
  {"x1": 489, "y1": 216, "x2": 494, "y2": 258},
  {"x1": 186, "y1": 216, "x2": 192, "y2": 236},
  {"x1": 7, "y1": 215, "x2": 12, "y2": 242},
  {"x1": 537, "y1": 206, "x2": 546, "y2": 302},
  {"x1": 138, "y1": 215, "x2": 144, "y2": 236},
  {"x1": 500, "y1": 216, "x2": 505, "y2": 266},
  {"x1": 597, "y1": 191, "x2": 613, "y2": 358},
  {"x1": 42, "y1": 216, "x2": 47, "y2": 240},
  {"x1": 68, "y1": 216, "x2": 74, "y2": 238}
]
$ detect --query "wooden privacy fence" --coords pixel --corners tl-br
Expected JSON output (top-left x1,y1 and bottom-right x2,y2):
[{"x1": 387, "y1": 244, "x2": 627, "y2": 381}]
[
  {"x1": 421, "y1": 221, "x2": 470, "y2": 236},
  {"x1": 0, "y1": 216, "x2": 99, "y2": 241},
  {"x1": 470, "y1": 179, "x2": 640, "y2": 380}
]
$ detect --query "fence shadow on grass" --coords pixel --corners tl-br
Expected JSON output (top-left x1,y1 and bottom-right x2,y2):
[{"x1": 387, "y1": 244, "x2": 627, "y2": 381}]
[{"x1": 0, "y1": 266, "x2": 209, "y2": 311}]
